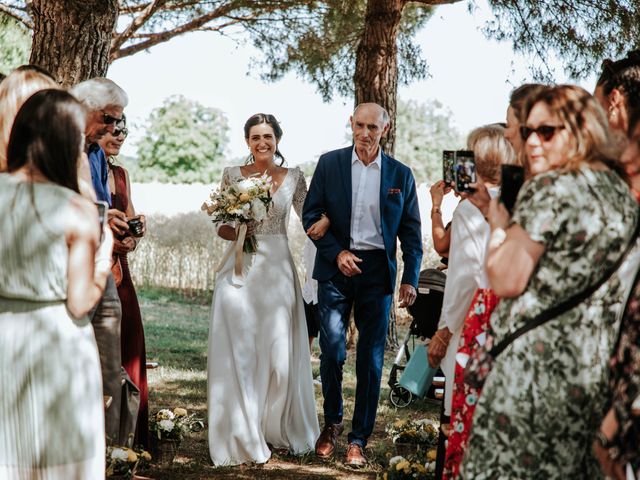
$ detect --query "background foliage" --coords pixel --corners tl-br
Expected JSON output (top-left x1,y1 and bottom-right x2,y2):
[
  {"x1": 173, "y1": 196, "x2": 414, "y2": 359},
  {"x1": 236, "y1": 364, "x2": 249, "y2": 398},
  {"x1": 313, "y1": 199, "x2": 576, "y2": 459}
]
[
  {"x1": 133, "y1": 95, "x2": 230, "y2": 184},
  {"x1": 0, "y1": 13, "x2": 29, "y2": 74}
]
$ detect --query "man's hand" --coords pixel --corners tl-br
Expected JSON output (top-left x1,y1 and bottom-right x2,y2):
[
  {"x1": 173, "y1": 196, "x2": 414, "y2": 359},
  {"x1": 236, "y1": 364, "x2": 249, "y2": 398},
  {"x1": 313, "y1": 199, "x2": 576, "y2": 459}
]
[
  {"x1": 108, "y1": 209, "x2": 128, "y2": 236},
  {"x1": 398, "y1": 284, "x2": 417, "y2": 308},
  {"x1": 336, "y1": 250, "x2": 362, "y2": 277},
  {"x1": 428, "y1": 327, "x2": 453, "y2": 368}
]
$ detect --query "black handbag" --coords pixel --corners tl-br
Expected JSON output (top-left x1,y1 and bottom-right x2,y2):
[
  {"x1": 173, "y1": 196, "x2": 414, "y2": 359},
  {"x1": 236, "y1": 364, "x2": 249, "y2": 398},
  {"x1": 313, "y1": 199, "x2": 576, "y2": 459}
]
[{"x1": 464, "y1": 215, "x2": 640, "y2": 389}]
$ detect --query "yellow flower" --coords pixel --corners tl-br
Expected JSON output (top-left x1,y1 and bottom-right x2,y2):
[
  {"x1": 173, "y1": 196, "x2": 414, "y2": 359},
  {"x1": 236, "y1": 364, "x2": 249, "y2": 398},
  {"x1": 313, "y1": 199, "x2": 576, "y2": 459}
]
[
  {"x1": 396, "y1": 460, "x2": 410, "y2": 471},
  {"x1": 239, "y1": 193, "x2": 250, "y2": 203},
  {"x1": 173, "y1": 407, "x2": 188, "y2": 417},
  {"x1": 126, "y1": 449, "x2": 138, "y2": 463},
  {"x1": 427, "y1": 448, "x2": 437, "y2": 461},
  {"x1": 141, "y1": 451, "x2": 152, "y2": 462},
  {"x1": 393, "y1": 420, "x2": 407, "y2": 429}
]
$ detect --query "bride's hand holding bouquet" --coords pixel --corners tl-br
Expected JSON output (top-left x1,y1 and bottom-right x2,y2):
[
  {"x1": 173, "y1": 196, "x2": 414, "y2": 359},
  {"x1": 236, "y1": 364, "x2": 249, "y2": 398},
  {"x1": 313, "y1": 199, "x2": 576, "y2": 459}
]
[{"x1": 201, "y1": 172, "x2": 273, "y2": 253}]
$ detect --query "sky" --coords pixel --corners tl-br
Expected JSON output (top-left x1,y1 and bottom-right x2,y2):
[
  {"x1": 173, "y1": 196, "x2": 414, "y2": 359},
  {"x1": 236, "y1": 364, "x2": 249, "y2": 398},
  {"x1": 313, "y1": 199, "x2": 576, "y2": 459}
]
[{"x1": 107, "y1": 0, "x2": 597, "y2": 167}]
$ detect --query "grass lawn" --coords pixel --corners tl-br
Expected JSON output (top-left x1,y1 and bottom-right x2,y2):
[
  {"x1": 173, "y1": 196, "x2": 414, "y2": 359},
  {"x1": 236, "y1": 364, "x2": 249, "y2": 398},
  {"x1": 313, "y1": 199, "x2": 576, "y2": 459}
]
[{"x1": 136, "y1": 288, "x2": 440, "y2": 479}]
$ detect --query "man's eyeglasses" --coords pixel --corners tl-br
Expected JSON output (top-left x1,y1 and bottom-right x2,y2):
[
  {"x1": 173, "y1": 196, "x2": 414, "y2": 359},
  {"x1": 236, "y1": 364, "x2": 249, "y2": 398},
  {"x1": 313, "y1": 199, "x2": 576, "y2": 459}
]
[
  {"x1": 101, "y1": 111, "x2": 123, "y2": 125},
  {"x1": 113, "y1": 127, "x2": 128, "y2": 138},
  {"x1": 519, "y1": 125, "x2": 565, "y2": 142}
]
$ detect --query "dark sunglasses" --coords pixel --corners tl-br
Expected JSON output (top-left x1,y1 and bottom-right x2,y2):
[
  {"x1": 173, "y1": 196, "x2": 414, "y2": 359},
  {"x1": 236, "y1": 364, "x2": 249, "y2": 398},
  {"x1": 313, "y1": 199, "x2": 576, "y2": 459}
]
[
  {"x1": 113, "y1": 127, "x2": 128, "y2": 138},
  {"x1": 101, "y1": 111, "x2": 123, "y2": 125},
  {"x1": 520, "y1": 125, "x2": 565, "y2": 142}
]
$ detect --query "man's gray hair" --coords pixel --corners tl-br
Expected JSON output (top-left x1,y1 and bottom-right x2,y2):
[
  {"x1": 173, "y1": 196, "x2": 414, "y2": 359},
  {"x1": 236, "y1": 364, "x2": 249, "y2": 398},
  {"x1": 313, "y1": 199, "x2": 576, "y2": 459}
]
[
  {"x1": 70, "y1": 77, "x2": 128, "y2": 111},
  {"x1": 353, "y1": 102, "x2": 390, "y2": 125}
]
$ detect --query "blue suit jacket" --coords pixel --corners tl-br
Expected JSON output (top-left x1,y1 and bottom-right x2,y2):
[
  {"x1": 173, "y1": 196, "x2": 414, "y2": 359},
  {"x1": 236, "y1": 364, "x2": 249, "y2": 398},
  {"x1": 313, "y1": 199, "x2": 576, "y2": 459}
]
[{"x1": 302, "y1": 146, "x2": 423, "y2": 292}]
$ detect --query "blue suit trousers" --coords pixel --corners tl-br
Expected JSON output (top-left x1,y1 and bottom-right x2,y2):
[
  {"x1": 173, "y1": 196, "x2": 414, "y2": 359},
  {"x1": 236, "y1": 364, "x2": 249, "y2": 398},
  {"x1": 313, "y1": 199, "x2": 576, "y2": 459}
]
[{"x1": 317, "y1": 250, "x2": 392, "y2": 447}]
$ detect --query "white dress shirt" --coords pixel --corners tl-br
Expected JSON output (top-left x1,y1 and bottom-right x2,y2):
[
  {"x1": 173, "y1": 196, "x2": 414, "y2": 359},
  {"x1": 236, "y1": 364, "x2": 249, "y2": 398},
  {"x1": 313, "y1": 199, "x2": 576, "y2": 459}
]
[
  {"x1": 350, "y1": 147, "x2": 384, "y2": 250},
  {"x1": 437, "y1": 188, "x2": 498, "y2": 415}
]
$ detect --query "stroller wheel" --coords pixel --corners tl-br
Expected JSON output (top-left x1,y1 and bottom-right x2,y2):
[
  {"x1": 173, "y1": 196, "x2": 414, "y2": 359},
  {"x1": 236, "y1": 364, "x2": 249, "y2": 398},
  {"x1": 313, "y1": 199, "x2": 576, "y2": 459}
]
[{"x1": 389, "y1": 384, "x2": 413, "y2": 408}]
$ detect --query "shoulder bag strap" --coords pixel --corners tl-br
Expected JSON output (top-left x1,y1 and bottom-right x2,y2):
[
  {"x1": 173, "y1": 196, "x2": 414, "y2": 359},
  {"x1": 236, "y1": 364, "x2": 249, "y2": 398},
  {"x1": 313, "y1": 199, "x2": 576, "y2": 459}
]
[{"x1": 491, "y1": 210, "x2": 640, "y2": 359}]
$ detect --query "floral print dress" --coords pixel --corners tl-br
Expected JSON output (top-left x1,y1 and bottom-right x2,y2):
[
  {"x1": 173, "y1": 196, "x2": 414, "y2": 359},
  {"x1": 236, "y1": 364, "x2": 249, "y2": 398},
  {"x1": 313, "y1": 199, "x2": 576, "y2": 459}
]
[
  {"x1": 459, "y1": 167, "x2": 637, "y2": 479},
  {"x1": 443, "y1": 289, "x2": 499, "y2": 479},
  {"x1": 609, "y1": 267, "x2": 640, "y2": 474}
]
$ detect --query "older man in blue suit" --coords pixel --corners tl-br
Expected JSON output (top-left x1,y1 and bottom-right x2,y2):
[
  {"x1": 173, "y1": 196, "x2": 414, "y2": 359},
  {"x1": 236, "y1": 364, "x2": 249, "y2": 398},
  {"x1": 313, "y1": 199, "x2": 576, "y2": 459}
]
[{"x1": 302, "y1": 103, "x2": 422, "y2": 466}]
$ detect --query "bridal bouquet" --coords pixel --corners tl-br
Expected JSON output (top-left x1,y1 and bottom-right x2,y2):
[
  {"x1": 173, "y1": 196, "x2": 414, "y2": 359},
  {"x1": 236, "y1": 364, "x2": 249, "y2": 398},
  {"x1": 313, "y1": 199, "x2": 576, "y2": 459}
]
[{"x1": 201, "y1": 173, "x2": 272, "y2": 253}]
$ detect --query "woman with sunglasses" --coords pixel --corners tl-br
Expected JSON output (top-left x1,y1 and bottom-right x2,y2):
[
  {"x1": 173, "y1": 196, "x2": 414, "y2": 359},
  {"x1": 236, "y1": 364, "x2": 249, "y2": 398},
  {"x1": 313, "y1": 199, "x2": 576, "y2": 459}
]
[
  {"x1": 459, "y1": 85, "x2": 637, "y2": 479},
  {"x1": 593, "y1": 56, "x2": 640, "y2": 479},
  {"x1": 98, "y1": 115, "x2": 149, "y2": 449}
]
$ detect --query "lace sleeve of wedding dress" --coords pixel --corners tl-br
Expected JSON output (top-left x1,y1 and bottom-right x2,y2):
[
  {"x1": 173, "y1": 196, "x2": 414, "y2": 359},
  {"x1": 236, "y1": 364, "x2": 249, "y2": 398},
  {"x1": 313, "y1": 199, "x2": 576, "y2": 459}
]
[{"x1": 292, "y1": 167, "x2": 307, "y2": 219}]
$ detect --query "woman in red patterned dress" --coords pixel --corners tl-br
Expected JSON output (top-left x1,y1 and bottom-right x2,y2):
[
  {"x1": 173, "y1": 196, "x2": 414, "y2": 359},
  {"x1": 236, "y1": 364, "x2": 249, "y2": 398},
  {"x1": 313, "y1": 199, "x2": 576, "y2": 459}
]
[
  {"x1": 443, "y1": 85, "x2": 543, "y2": 479},
  {"x1": 99, "y1": 116, "x2": 149, "y2": 448}
]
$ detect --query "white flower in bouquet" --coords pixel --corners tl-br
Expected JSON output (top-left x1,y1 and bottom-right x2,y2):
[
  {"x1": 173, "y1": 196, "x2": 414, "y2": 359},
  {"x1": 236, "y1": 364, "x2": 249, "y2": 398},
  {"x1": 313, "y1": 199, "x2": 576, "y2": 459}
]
[
  {"x1": 201, "y1": 172, "x2": 273, "y2": 254},
  {"x1": 251, "y1": 198, "x2": 268, "y2": 221},
  {"x1": 237, "y1": 178, "x2": 256, "y2": 194},
  {"x1": 159, "y1": 419, "x2": 175, "y2": 432},
  {"x1": 157, "y1": 409, "x2": 175, "y2": 420},
  {"x1": 389, "y1": 455, "x2": 405, "y2": 466},
  {"x1": 111, "y1": 448, "x2": 129, "y2": 461}
]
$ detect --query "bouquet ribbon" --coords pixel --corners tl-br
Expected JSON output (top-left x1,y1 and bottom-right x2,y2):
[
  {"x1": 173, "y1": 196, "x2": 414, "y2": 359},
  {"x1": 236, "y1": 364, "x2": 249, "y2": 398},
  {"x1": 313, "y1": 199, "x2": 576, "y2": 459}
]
[{"x1": 215, "y1": 223, "x2": 247, "y2": 286}]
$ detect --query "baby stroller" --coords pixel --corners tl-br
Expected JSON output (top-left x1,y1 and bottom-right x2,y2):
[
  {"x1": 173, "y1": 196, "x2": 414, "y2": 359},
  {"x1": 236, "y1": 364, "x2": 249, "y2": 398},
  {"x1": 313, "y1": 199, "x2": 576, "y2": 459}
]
[{"x1": 388, "y1": 268, "x2": 446, "y2": 408}]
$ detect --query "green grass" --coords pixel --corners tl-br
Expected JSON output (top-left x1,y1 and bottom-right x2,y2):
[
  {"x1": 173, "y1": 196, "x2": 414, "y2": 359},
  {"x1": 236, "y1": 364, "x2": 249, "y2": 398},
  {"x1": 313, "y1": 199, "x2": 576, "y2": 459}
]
[{"x1": 137, "y1": 288, "x2": 440, "y2": 479}]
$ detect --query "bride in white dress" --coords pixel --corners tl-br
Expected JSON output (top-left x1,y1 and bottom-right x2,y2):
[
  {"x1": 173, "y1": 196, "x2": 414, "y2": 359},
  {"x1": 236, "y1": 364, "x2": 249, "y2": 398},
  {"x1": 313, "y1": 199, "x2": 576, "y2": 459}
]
[{"x1": 207, "y1": 113, "x2": 325, "y2": 466}]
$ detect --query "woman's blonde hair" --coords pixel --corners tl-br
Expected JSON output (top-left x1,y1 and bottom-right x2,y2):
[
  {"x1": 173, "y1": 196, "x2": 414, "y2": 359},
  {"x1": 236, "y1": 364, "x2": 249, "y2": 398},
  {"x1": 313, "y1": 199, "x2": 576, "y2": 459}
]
[
  {"x1": 523, "y1": 85, "x2": 623, "y2": 175},
  {"x1": 467, "y1": 123, "x2": 517, "y2": 184},
  {"x1": 0, "y1": 66, "x2": 58, "y2": 172}
]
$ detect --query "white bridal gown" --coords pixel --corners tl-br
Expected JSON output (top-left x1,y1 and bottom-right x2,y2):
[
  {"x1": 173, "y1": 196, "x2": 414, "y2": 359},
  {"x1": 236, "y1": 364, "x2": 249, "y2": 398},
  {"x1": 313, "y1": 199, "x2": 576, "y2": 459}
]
[{"x1": 207, "y1": 166, "x2": 320, "y2": 466}]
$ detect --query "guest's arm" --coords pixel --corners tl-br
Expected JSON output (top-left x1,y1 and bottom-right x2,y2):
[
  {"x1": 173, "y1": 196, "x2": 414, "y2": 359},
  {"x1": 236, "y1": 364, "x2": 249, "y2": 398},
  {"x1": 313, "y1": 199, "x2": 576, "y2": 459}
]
[
  {"x1": 485, "y1": 198, "x2": 544, "y2": 297},
  {"x1": 430, "y1": 180, "x2": 451, "y2": 256},
  {"x1": 66, "y1": 197, "x2": 113, "y2": 318}
]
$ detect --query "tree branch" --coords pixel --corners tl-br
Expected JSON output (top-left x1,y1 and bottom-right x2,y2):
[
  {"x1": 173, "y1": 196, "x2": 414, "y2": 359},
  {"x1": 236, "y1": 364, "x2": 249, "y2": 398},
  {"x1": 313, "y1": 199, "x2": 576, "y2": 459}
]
[
  {"x1": 0, "y1": 3, "x2": 33, "y2": 28},
  {"x1": 111, "y1": 0, "x2": 167, "y2": 53},
  {"x1": 110, "y1": 3, "x2": 241, "y2": 60}
]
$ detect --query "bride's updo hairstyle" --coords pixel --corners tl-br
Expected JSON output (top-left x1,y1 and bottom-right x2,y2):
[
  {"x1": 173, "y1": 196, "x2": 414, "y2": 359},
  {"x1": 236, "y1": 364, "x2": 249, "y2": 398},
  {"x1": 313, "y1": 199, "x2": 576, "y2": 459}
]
[{"x1": 243, "y1": 113, "x2": 286, "y2": 166}]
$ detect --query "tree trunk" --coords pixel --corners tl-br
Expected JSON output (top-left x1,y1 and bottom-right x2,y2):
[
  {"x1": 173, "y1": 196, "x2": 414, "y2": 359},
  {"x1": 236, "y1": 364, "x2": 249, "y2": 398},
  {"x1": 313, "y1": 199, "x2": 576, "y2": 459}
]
[
  {"x1": 29, "y1": 0, "x2": 118, "y2": 86},
  {"x1": 353, "y1": 0, "x2": 403, "y2": 156}
]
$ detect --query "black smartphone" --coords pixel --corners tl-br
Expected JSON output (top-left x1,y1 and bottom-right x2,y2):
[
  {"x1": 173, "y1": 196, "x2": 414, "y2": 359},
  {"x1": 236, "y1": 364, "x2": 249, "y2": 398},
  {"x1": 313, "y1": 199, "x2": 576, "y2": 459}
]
[
  {"x1": 454, "y1": 150, "x2": 476, "y2": 192},
  {"x1": 442, "y1": 150, "x2": 455, "y2": 187},
  {"x1": 500, "y1": 165, "x2": 525, "y2": 214},
  {"x1": 94, "y1": 200, "x2": 108, "y2": 241}
]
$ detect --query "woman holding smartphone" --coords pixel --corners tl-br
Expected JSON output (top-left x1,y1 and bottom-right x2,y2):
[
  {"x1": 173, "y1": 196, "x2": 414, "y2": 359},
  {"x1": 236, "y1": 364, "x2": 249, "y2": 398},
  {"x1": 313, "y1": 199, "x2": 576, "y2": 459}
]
[{"x1": 459, "y1": 85, "x2": 637, "y2": 479}]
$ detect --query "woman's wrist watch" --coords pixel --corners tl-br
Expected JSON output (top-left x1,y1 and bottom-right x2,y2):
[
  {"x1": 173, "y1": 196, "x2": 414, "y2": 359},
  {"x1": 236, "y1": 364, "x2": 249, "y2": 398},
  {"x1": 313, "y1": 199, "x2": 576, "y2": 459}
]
[{"x1": 431, "y1": 206, "x2": 442, "y2": 216}]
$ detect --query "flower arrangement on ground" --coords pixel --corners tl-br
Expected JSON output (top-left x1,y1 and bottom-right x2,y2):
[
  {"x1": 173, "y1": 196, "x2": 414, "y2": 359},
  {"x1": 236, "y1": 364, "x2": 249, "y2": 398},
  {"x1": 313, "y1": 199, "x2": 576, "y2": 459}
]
[
  {"x1": 149, "y1": 407, "x2": 203, "y2": 442},
  {"x1": 386, "y1": 418, "x2": 439, "y2": 448},
  {"x1": 383, "y1": 452, "x2": 437, "y2": 480},
  {"x1": 106, "y1": 445, "x2": 151, "y2": 478},
  {"x1": 201, "y1": 173, "x2": 272, "y2": 253}
]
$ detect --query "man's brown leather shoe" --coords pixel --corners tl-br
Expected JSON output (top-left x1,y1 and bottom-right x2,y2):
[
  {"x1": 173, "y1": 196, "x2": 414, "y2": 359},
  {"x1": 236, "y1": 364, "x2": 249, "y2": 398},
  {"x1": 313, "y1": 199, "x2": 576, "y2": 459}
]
[
  {"x1": 315, "y1": 423, "x2": 344, "y2": 458},
  {"x1": 345, "y1": 442, "x2": 367, "y2": 467}
]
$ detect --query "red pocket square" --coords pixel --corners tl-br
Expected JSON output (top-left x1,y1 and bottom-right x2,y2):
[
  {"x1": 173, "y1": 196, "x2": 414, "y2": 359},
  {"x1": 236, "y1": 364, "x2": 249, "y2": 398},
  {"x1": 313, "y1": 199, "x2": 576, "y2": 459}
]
[{"x1": 388, "y1": 188, "x2": 401, "y2": 194}]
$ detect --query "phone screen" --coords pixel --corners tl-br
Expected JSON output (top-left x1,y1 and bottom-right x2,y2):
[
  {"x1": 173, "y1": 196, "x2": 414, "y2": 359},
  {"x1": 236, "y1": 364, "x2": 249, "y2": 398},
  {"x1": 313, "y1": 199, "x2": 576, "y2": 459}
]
[
  {"x1": 442, "y1": 150, "x2": 455, "y2": 186},
  {"x1": 499, "y1": 165, "x2": 525, "y2": 214},
  {"x1": 454, "y1": 150, "x2": 476, "y2": 193}
]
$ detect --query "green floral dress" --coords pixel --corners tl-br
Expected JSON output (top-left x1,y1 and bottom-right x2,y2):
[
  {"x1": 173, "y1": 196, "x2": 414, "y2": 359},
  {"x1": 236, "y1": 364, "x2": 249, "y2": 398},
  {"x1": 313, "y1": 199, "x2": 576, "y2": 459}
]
[{"x1": 459, "y1": 167, "x2": 637, "y2": 479}]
